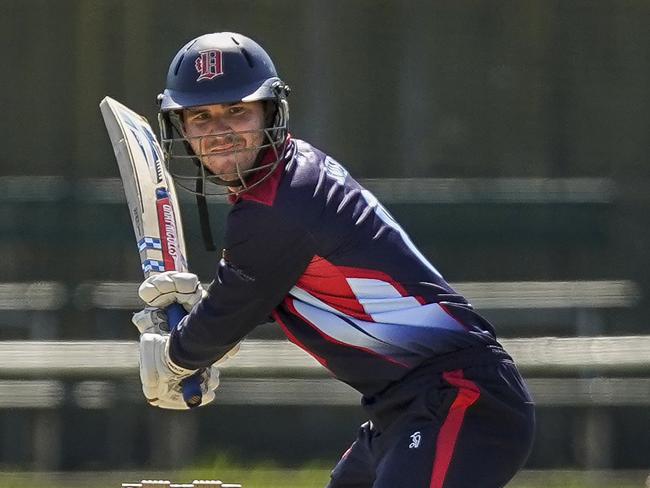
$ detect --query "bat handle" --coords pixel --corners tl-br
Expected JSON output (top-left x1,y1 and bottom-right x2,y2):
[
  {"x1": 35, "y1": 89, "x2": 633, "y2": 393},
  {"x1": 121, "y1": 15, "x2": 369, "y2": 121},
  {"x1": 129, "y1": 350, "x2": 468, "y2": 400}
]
[{"x1": 166, "y1": 302, "x2": 203, "y2": 408}]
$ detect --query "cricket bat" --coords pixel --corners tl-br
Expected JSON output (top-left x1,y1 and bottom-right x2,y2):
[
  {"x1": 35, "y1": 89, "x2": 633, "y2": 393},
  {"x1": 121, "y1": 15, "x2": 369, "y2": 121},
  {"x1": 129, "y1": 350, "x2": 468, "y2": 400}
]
[{"x1": 99, "y1": 96, "x2": 202, "y2": 408}]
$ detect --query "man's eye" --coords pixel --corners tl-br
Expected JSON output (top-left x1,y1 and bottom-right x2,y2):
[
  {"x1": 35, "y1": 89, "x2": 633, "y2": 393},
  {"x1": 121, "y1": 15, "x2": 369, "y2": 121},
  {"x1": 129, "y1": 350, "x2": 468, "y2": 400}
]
[{"x1": 229, "y1": 106, "x2": 245, "y2": 115}]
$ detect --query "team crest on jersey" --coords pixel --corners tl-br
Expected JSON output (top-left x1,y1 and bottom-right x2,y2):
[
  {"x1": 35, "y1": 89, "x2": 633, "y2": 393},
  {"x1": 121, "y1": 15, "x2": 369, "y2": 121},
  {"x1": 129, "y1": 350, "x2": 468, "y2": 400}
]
[{"x1": 195, "y1": 49, "x2": 224, "y2": 81}]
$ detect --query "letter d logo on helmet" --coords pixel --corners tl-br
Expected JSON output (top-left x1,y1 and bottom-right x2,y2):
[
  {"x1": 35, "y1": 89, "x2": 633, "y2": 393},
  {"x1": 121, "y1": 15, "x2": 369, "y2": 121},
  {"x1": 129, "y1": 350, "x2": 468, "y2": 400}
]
[
  {"x1": 195, "y1": 49, "x2": 223, "y2": 81},
  {"x1": 158, "y1": 32, "x2": 287, "y2": 111}
]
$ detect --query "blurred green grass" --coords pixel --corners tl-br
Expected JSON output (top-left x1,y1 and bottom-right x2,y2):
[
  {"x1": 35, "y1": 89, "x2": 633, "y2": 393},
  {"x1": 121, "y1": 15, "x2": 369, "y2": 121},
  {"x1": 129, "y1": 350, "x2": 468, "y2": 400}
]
[{"x1": 0, "y1": 457, "x2": 646, "y2": 488}]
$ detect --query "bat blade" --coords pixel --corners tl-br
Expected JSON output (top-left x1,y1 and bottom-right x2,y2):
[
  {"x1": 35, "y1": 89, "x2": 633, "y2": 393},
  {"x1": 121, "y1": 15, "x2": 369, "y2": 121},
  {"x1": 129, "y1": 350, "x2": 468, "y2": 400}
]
[
  {"x1": 100, "y1": 96, "x2": 202, "y2": 408},
  {"x1": 100, "y1": 96, "x2": 188, "y2": 277}
]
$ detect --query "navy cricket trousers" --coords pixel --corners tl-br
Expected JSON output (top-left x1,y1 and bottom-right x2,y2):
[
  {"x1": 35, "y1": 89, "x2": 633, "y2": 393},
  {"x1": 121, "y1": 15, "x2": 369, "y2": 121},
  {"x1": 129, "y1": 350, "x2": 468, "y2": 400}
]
[{"x1": 326, "y1": 348, "x2": 535, "y2": 488}]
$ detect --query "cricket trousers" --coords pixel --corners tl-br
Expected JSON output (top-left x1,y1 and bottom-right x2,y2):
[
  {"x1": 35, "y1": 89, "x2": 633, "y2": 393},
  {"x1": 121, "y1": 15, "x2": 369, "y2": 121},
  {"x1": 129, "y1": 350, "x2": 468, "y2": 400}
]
[{"x1": 326, "y1": 346, "x2": 535, "y2": 488}]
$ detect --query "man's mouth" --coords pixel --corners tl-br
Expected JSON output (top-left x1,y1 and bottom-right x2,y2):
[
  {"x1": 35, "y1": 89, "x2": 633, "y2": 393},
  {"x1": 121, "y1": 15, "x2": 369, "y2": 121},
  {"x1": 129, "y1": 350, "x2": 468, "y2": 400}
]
[{"x1": 206, "y1": 142, "x2": 244, "y2": 155}]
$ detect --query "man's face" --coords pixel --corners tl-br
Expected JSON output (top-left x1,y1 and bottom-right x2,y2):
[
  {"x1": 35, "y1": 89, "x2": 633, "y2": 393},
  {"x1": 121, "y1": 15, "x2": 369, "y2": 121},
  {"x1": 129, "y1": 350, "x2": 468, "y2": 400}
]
[{"x1": 182, "y1": 101, "x2": 266, "y2": 185}]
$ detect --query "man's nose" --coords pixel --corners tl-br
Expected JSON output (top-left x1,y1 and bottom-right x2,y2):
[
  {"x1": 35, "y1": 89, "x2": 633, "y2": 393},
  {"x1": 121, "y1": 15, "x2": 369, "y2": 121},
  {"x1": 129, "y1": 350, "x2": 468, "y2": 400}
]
[
  {"x1": 207, "y1": 117, "x2": 232, "y2": 134},
  {"x1": 204, "y1": 132, "x2": 237, "y2": 150}
]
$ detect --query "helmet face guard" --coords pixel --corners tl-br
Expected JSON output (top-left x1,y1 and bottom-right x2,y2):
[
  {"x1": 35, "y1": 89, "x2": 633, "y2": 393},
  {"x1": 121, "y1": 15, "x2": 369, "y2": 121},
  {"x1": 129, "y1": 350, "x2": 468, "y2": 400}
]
[{"x1": 158, "y1": 32, "x2": 290, "y2": 197}]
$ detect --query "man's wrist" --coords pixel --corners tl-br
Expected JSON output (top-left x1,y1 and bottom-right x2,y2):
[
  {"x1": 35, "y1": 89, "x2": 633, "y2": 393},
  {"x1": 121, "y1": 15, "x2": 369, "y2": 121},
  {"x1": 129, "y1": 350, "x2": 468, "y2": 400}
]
[{"x1": 164, "y1": 337, "x2": 197, "y2": 377}]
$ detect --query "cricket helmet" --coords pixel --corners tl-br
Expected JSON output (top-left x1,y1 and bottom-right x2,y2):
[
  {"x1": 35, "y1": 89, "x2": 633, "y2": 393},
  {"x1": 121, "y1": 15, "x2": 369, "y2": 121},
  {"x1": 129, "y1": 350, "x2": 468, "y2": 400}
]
[{"x1": 158, "y1": 32, "x2": 291, "y2": 196}]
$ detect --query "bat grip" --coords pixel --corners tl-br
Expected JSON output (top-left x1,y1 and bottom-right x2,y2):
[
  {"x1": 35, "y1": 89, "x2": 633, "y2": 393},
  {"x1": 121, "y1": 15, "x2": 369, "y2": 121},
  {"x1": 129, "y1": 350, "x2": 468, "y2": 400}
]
[{"x1": 166, "y1": 302, "x2": 203, "y2": 408}]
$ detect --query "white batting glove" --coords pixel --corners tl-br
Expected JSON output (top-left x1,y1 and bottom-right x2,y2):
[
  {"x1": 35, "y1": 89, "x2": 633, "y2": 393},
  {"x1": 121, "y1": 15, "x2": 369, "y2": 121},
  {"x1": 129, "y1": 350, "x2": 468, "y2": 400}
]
[
  {"x1": 139, "y1": 333, "x2": 219, "y2": 410},
  {"x1": 132, "y1": 308, "x2": 241, "y2": 362},
  {"x1": 132, "y1": 307, "x2": 170, "y2": 335},
  {"x1": 138, "y1": 271, "x2": 206, "y2": 312}
]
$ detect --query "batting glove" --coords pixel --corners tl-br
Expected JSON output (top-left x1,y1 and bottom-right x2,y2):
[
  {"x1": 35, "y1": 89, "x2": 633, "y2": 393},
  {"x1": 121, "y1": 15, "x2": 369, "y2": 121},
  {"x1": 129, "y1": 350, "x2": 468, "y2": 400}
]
[
  {"x1": 139, "y1": 332, "x2": 220, "y2": 410},
  {"x1": 138, "y1": 271, "x2": 206, "y2": 312},
  {"x1": 132, "y1": 307, "x2": 170, "y2": 335},
  {"x1": 131, "y1": 308, "x2": 241, "y2": 363}
]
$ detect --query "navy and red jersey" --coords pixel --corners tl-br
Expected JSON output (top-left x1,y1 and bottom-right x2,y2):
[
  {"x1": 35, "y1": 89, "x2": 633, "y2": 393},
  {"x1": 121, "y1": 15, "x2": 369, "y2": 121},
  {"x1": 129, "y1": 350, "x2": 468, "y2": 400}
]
[{"x1": 170, "y1": 138, "x2": 503, "y2": 397}]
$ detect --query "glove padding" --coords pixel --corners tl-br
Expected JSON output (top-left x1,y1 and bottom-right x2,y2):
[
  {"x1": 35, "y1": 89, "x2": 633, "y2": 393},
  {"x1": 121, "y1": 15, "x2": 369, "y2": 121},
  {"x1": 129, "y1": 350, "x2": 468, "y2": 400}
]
[
  {"x1": 139, "y1": 332, "x2": 219, "y2": 410},
  {"x1": 132, "y1": 308, "x2": 242, "y2": 363},
  {"x1": 132, "y1": 307, "x2": 170, "y2": 335},
  {"x1": 138, "y1": 271, "x2": 205, "y2": 312}
]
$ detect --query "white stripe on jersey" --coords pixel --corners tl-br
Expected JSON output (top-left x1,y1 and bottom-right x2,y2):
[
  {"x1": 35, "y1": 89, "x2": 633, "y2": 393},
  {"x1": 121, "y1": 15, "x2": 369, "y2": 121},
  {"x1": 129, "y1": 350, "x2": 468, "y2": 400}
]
[
  {"x1": 351, "y1": 303, "x2": 465, "y2": 330},
  {"x1": 291, "y1": 296, "x2": 397, "y2": 355},
  {"x1": 289, "y1": 285, "x2": 466, "y2": 357},
  {"x1": 346, "y1": 278, "x2": 421, "y2": 316},
  {"x1": 289, "y1": 286, "x2": 343, "y2": 314}
]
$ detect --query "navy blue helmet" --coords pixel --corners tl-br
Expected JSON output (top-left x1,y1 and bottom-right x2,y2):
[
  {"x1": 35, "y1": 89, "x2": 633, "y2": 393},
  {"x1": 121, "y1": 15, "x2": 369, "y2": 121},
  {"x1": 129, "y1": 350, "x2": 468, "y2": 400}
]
[{"x1": 158, "y1": 32, "x2": 290, "y2": 196}]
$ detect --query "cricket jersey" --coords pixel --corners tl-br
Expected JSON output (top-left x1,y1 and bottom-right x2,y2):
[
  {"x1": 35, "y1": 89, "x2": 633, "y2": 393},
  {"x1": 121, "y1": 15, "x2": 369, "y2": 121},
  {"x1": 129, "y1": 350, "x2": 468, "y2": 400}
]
[{"x1": 171, "y1": 137, "x2": 505, "y2": 396}]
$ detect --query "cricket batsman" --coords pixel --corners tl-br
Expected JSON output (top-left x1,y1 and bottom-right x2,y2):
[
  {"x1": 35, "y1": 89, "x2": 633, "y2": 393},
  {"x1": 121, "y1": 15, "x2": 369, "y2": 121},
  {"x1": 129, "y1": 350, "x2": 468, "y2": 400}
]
[{"x1": 133, "y1": 32, "x2": 535, "y2": 487}]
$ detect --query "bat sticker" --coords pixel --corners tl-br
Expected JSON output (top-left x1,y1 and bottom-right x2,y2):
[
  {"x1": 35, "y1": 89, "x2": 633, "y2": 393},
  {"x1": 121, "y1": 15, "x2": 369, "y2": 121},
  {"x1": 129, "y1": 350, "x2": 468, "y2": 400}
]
[
  {"x1": 142, "y1": 259, "x2": 166, "y2": 273},
  {"x1": 138, "y1": 237, "x2": 163, "y2": 252}
]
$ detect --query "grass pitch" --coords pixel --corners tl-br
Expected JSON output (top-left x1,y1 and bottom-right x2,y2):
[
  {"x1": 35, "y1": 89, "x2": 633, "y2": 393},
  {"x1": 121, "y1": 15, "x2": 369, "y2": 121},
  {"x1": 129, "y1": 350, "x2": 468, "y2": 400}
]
[{"x1": 0, "y1": 459, "x2": 646, "y2": 488}]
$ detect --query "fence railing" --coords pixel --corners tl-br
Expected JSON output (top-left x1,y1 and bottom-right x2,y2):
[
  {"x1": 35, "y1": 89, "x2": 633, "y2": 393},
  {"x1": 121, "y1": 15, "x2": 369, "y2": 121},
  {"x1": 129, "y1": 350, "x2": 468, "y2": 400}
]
[
  {"x1": 0, "y1": 176, "x2": 617, "y2": 205},
  {"x1": 1, "y1": 279, "x2": 638, "y2": 312},
  {"x1": 1, "y1": 336, "x2": 649, "y2": 406},
  {"x1": 1, "y1": 335, "x2": 648, "y2": 471}
]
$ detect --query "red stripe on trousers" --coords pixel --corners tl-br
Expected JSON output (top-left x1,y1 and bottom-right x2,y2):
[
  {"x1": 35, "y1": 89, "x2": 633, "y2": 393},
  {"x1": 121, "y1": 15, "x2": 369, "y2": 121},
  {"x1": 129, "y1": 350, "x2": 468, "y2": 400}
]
[{"x1": 429, "y1": 369, "x2": 481, "y2": 488}]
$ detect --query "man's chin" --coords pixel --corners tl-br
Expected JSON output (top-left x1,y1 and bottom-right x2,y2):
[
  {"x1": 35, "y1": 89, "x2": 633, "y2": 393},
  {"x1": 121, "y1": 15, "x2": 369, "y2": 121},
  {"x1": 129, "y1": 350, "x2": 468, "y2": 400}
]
[{"x1": 203, "y1": 158, "x2": 254, "y2": 177}]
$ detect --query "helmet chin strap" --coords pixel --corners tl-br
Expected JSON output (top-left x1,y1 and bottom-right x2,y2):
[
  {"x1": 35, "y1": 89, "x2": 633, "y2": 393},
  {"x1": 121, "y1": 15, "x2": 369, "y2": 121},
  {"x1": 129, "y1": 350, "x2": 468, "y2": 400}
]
[
  {"x1": 195, "y1": 170, "x2": 217, "y2": 252},
  {"x1": 194, "y1": 155, "x2": 254, "y2": 253},
  {"x1": 192, "y1": 141, "x2": 249, "y2": 253}
]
